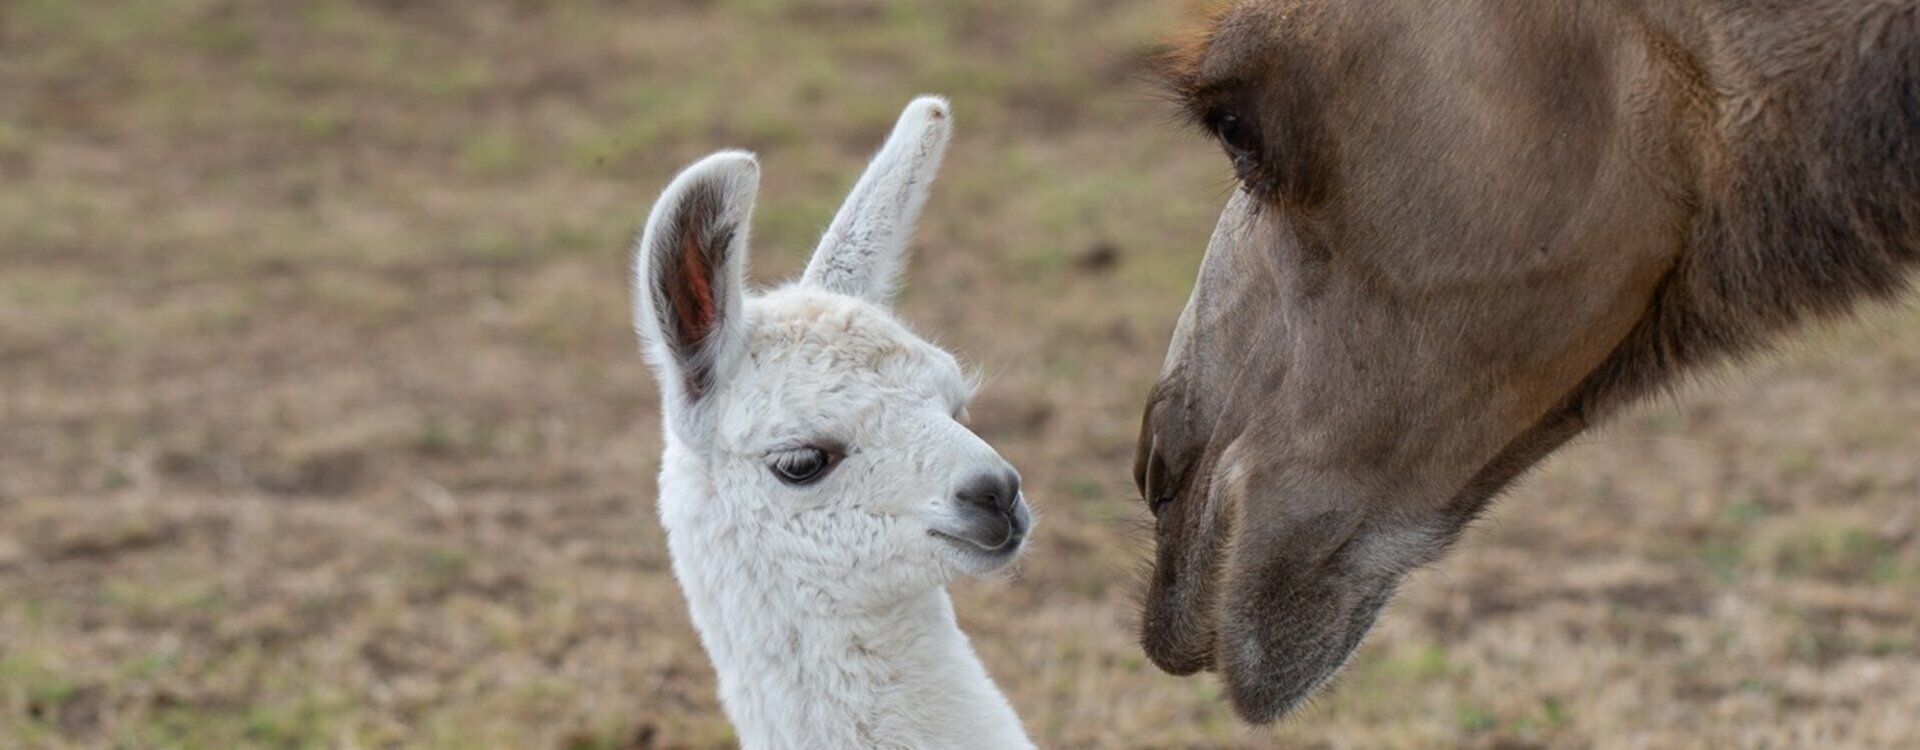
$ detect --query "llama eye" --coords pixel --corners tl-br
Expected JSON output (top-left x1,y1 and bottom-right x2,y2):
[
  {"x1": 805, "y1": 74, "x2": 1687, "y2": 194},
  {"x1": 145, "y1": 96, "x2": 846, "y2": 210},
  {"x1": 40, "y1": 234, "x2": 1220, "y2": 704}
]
[
  {"x1": 1209, "y1": 110, "x2": 1259, "y2": 154},
  {"x1": 770, "y1": 447, "x2": 839, "y2": 486},
  {"x1": 1206, "y1": 108, "x2": 1264, "y2": 179}
]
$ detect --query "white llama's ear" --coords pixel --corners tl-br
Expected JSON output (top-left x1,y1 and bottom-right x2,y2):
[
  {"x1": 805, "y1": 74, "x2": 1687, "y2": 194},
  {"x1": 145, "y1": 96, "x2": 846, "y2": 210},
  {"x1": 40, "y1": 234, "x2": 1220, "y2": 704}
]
[
  {"x1": 803, "y1": 95, "x2": 952, "y2": 305},
  {"x1": 633, "y1": 151, "x2": 756, "y2": 411}
]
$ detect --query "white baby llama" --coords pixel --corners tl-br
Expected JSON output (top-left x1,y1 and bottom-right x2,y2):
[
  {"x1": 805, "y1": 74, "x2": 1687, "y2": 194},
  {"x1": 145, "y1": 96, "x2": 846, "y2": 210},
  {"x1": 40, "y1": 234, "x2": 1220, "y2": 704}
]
[{"x1": 632, "y1": 97, "x2": 1036, "y2": 749}]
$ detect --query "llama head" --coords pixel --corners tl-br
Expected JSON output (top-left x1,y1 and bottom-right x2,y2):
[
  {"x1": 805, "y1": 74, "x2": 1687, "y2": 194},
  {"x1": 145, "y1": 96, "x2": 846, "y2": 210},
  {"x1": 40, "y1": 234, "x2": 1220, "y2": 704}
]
[{"x1": 633, "y1": 97, "x2": 1029, "y2": 602}]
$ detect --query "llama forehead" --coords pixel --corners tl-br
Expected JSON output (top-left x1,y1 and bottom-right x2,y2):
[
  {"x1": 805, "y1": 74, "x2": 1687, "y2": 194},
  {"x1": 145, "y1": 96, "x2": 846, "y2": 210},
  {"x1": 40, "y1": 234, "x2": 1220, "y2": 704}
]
[{"x1": 718, "y1": 288, "x2": 972, "y2": 441}]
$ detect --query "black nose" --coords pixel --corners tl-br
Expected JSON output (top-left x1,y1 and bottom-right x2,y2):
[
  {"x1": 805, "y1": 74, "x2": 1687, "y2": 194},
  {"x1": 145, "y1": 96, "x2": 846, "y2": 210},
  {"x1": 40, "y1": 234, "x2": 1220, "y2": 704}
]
[{"x1": 956, "y1": 468, "x2": 1021, "y2": 514}]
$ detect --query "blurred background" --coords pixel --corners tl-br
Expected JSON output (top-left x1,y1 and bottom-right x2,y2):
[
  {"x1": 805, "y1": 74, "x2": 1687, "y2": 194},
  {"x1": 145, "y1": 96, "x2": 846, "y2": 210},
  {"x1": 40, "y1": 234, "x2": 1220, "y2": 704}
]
[{"x1": 2, "y1": 1, "x2": 1917, "y2": 748}]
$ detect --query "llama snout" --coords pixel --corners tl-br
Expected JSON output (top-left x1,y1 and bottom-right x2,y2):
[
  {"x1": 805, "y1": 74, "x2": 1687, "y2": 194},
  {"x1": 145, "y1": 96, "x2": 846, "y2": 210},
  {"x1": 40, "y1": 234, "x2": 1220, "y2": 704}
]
[{"x1": 939, "y1": 467, "x2": 1030, "y2": 554}]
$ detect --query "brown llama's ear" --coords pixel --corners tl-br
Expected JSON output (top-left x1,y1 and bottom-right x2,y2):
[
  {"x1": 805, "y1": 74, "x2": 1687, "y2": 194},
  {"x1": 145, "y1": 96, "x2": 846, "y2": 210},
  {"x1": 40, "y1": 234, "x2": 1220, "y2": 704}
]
[{"x1": 633, "y1": 152, "x2": 756, "y2": 412}]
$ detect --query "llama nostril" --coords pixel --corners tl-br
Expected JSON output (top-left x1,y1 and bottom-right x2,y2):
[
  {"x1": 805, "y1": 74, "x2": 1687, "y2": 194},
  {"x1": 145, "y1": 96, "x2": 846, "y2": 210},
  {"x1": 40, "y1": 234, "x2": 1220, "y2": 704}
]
[{"x1": 956, "y1": 468, "x2": 1021, "y2": 515}]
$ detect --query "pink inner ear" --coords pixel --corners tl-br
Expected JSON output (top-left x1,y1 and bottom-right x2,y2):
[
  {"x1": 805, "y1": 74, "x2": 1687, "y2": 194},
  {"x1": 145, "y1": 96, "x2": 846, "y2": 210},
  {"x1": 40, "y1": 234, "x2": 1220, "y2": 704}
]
[
  {"x1": 675, "y1": 222, "x2": 718, "y2": 346},
  {"x1": 658, "y1": 184, "x2": 734, "y2": 401}
]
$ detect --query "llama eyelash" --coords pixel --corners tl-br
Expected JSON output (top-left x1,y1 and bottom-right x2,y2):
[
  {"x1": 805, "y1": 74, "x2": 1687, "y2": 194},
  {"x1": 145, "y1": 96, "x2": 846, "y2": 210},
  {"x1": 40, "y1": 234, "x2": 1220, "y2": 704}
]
[{"x1": 1171, "y1": 90, "x2": 1283, "y2": 201}]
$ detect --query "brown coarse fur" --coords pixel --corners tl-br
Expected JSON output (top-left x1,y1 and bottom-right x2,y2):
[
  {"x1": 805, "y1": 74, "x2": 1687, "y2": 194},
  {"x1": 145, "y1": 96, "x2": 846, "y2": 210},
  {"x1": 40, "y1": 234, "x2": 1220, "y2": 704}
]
[{"x1": 1137, "y1": 0, "x2": 1920, "y2": 723}]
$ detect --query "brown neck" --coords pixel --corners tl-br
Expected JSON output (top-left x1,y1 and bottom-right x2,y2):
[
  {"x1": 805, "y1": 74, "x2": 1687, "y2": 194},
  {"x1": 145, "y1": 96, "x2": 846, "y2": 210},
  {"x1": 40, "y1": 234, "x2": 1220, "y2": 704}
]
[
  {"x1": 1471, "y1": 0, "x2": 1920, "y2": 521},
  {"x1": 1582, "y1": 0, "x2": 1920, "y2": 409}
]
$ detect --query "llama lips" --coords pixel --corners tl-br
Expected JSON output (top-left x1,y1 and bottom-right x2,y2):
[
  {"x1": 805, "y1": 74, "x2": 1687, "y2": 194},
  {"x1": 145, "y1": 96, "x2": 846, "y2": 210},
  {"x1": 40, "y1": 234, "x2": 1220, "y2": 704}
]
[{"x1": 935, "y1": 500, "x2": 1030, "y2": 554}]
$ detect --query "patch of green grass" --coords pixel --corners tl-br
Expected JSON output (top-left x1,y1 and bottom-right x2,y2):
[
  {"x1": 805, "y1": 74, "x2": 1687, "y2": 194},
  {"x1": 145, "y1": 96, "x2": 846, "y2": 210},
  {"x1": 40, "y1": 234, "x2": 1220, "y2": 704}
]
[
  {"x1": 418, "y1": 415, "x2": 456, "y2": 456},
  {"x1": 135, "y1": 688, "x2": 348, "y2": 750},
  {"x1": 1042, "y1": 352, "x2": 1082, "y2": 381},
  {"x1": 15, "y1": 0, "x2": 84, "y2": 35},
  {"x1": 1699, "y1": 535, "x2": 1748, "y2": 582},
  {"x1": 294, "y1": 107, "x2": 348, "y2": 139},
  {"x1": 724, "y1": 0, "x2": 803, "y2": 19},
  {"x1": 1540, "y1": 695, "x2": 1570, "y2": 729},
  {"x1": 1779, "y1": 448, "x2": 1820, "y2": 477},
  {"x1": 1763, "y1": 523, "x2": 1904, "y2": 581},
  {"x1": 1867, "y1": 635, "x2": 1915, "y2": 656},
  {"x1": 201, "y1": 298, "x2": 254, "y2": 333},
  {"x1": 510, "y1": 678, "x2": 579, "y2": 716},
  {"x1": 518, "y1": 283, "x2": 616, "y2": 353},
  {"x1": 121, "y1": 649, "x2": 180, "y2": 681},
  {"x1": 190, "y1": 16, "x2": 256, "y2": 55},
  {"x1": 5, "y1": 275, "x2": 93, "y2": 308},
  {"x1": 751, "y1": 191, "x2": 840, "y2": 259},
  {"x1": 103, "y1": 574, "x2": 228, "y2": 622},
  {"x1": 459, "y1": 131, "x2": 527, "y2": 175},
  {"x1": 560, "y1": 723, "x2": 632, "y2": 750},
  {"x1": 459, "y1": 231, "x2": 526, "y2": 264},
  {"x1": 1066, "y1": 477, "x2": 1104, "y2": 500},
  {"x1": 244, "y1": 690, "x2": 342, "y2": 750},
  {"x1": 300, "y1": 0, "x2": 358, "y2": 35},
  {"x1": 44, "y1": 0, "x2": 180, "y2": 49},
  {"x1": 573, "y1": 76, "x2": 724, "y2": 170},
  {"x1": 1719, "y1": 496, "x2": 1769, "y2": 525},
  {"x1": 419, "y1": 545, "x2": 474, "y2": 590},
  {"x1": 1, "y1": 653, "x2": 78, "y2": 734},
  {"x1": 416, "y1": 58, "x2": 494, "y2": 100},
  {"x1": 1456, "y1": 704, "x2": 1497, "y2": 734},
  {"x1": 303, "y1": 270, "x2": 414, "y2": 328},
  {"x1": 1692, "y1": 496, "x2": 1778, "y2": 581},
  {"x1": 1067, "y1": 574, "x2": 1108, "y2": 599},
  {"x1": 100, "y1": 464, "x2": 135, "y2": 489},
  {"x1": 544, "y1": 224, "x2": 613, "y2": 257},
  {"x1": 1790, "y1": 625, "x2": 1861, "y2": 664},
  {"x1": 1642, "y1": 408, "x2": 1685, "y2": 433},
  {"x1": 0, "y1": 118, "x2": 30, "y2": 158},
  {"x1": 1406, "y1": 643, "x2": 1453, "y2": 682}
]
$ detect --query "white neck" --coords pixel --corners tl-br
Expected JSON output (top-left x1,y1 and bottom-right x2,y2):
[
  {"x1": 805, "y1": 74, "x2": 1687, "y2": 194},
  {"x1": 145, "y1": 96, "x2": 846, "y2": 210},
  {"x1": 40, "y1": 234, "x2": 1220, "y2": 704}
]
[{"x1": 658, "y1": 451, "x2": 1035, "y2": 750}]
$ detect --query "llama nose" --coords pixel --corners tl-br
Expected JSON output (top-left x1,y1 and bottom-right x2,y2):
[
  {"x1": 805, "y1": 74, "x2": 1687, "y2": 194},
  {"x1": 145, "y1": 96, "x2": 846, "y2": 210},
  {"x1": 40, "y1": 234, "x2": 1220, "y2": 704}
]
[{"x1": 956, "y1": 468, "x2": 1022, "y2": 515}]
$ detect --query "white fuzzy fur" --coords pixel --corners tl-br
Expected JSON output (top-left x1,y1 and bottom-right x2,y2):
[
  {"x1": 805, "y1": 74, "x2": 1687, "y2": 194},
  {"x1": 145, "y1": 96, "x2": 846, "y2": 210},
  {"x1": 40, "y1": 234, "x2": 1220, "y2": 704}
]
[
  {"x1": 634, "y1": 97, "x2": 1036, "y2": 750},
  {"x1": 804, "y1": 97, "x2": 951, "y2": 304}
]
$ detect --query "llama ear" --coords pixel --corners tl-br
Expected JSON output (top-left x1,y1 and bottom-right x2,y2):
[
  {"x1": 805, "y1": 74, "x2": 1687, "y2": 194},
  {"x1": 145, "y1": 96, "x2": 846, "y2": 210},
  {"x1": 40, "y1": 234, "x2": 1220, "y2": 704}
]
[
  {"x1": 633, "y1": 151, "x2": 756, "y2": 410},
  {"x1": 803, "y1": 95, "x2": 952, "y2": 305}
]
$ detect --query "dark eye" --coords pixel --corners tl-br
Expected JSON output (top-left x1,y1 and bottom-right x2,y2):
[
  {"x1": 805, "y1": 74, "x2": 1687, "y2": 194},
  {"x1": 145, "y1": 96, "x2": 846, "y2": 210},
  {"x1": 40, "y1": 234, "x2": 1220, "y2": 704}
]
[
  {"x1": 770, "y1": 447, "x2": 840, "y2": 486},
  {"x1": 1209, "y1": 109, "x2": 1260, "y2": 156}
]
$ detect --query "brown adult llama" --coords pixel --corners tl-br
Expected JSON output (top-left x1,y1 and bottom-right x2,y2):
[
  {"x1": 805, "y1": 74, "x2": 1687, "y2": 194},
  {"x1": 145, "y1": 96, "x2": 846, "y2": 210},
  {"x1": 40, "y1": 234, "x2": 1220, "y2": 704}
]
[{"x1": 1132, "y1": 0, "x2": 1920, "y2": 722}]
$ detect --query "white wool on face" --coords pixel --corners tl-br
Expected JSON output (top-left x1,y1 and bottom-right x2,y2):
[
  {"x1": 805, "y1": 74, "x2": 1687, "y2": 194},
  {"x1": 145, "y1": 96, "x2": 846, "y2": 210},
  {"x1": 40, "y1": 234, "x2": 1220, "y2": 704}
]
[{"x1": 655, "y1": 288, "x2": 1033, "y2": 750}]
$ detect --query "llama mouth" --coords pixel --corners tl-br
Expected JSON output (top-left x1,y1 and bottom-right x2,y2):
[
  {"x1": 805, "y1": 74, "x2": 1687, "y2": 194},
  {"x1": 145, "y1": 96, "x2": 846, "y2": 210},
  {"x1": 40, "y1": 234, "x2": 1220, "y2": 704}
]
[
  {"x1": 931, "y1": 526, "x2": 1021, "y2": 554},
  {"x1": 931, "y1": 502, "x2": 1030, "y2": 557}
]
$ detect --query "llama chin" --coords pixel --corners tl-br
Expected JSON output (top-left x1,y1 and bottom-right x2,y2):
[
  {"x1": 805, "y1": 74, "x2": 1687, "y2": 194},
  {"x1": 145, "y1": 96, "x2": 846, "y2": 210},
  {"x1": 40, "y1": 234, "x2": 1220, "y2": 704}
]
[{"x1": 633, "y1": 97, "x2": 1038, "y2": 750}]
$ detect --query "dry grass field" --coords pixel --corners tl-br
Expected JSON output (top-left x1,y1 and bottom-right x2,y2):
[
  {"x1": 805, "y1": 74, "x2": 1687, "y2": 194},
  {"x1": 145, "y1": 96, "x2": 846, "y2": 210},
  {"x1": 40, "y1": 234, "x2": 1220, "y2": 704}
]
[{"x1": 2, "y1": 1, "x2": 1918, "y2": 748}]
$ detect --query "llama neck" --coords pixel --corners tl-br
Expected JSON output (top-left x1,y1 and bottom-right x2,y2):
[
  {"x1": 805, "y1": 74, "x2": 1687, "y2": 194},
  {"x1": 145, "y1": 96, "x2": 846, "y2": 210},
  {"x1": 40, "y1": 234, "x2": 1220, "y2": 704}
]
[
  {"x1": 659, "y1": 459, "x2": 1034, "y2": 750},
  {"x1": 702, "y1": 588, "x2": 1032, "y2": 750}
]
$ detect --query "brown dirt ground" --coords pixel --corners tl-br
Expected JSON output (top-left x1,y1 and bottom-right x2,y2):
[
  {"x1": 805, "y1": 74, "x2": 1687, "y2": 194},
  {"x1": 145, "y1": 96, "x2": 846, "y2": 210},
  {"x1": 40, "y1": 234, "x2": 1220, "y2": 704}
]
[{"x1": 2, "y1": 1, "x2": 1916, "y2": 748}]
